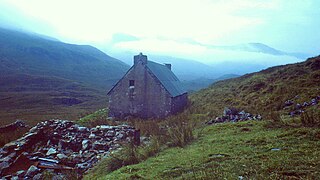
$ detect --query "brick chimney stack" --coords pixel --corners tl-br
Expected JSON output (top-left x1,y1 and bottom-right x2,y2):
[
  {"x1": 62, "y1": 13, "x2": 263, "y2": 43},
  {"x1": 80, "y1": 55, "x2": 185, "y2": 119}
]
[
  {"x1": 164, "y1": 63, "x2": 171, "y2": 70},
  {"x1": 134, "y1": 52, "x2": 147, "y2": 65}
]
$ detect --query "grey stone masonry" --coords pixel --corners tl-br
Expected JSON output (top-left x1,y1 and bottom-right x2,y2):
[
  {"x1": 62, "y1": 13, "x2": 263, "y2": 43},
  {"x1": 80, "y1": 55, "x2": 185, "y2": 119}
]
[{"x1": 107, "y1": 53, "x2": 188, "y2": 119}]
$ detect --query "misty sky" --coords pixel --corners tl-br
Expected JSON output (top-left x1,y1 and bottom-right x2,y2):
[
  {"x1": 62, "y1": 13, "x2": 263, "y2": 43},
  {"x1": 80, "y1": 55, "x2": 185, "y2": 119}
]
[{"x1": 0, "y1": 0, "x2": 319, "y2": 64}]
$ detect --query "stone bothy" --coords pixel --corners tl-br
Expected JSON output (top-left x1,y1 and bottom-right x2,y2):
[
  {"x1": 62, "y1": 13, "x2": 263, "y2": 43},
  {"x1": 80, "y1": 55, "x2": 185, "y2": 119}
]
[{"x1": 107, "y1": 53, "x2": 188, "y2": 119}]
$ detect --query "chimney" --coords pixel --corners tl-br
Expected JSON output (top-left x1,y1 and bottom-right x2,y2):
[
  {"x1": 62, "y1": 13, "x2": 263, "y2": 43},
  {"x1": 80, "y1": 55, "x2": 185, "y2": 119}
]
[
  {"x1": 134, "y1": 52, "x2": 147, "y2": 65},
  {"x1": 164, "y1": 63, "x2": 171, "y2": 70}
]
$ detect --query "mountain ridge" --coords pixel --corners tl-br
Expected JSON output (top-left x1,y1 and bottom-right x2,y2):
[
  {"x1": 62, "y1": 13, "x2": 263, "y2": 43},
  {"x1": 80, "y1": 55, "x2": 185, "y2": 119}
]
[
  {"x1": 0, "y1": 27, "x2": 129, "y2": 89},
  {"x1": 192, "y1": 41, "x2": 311, "y2": 59},
  {"x1": 0, "y1": 27, "x2": 129, "y2": 124}
]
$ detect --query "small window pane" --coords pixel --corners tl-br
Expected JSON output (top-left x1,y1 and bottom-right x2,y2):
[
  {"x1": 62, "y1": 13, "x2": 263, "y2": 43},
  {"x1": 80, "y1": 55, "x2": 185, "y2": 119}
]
[{"x1": 129, "y1": 80, "x2": 135, "y2": 86}]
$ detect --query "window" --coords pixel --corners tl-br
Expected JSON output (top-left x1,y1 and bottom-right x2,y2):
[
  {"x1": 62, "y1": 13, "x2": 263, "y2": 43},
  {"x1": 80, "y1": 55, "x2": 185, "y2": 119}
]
[
  {"x1": 129, "y1": 80, "x2": 135, "y2": 100},
  {"x1": 129, "y1": 80, "x2": 135, "y2": 87}
]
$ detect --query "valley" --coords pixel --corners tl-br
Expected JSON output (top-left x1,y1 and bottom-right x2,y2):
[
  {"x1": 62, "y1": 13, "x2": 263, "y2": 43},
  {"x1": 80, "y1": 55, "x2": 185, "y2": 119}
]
[
  {"x1": 1, "y1": 1, "x2": 320, "y2": 179},
  {"x1": 0, "y1": 27, "x2": 239, "y2": 124},
  {"x1": 0, "y1": 27, "x2": 129, "y2": 124},
  {"x1": 0, "y1": 23, "x2": 319, "y2": 180}
]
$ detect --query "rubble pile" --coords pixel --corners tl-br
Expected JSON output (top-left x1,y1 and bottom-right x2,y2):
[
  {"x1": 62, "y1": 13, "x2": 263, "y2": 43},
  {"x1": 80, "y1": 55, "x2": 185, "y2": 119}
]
[
  {"x1": 206, "y1": 107, "x2": 262, "y2": 125},
  {"x1": 0, "y1": 119, "x2": 139, "y2": 179},
  {"x1": 283, "y1": 95, "x2": 320, "y2": 116}
]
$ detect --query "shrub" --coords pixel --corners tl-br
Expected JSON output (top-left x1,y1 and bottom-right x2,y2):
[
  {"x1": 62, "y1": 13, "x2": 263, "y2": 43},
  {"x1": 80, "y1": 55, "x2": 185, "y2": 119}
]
[
  {"x1": 131, "y1": 119, "x2": 164, "y2": 137},
  {"x1": 165, "y1": 113, "x2": 194, "y2": 147},
  {"x1": 139, "y1": 136, "x2": 161, "y2": 160}
]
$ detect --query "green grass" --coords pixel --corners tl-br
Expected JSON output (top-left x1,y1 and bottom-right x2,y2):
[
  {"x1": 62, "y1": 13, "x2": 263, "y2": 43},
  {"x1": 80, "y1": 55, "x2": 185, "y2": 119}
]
[
  {"x1": 77, "y1": 108, "x2": 111, "y2": 127},
  {"x1": 0, "y1": 84, "x2": 107, "y2": 146},
  {"x1": 0, "y1": 90, "x2": 107, "y2": 126},
  {"x1": 84, "y1": 120, "x2": 320, "y2": 179},
  {"x1": 78, "y1": 108, "x2": 108, "y2": 123},
  {"x1": 190, "y1": 56, "x2": 320, "y2": 118}
]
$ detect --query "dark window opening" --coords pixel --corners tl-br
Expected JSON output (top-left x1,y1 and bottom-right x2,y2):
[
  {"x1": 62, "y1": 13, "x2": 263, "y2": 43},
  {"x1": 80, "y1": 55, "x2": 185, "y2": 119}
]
[
  {"x1": 129, "y1": 80, "x2": 135, "y2": 86},
  {"x1": 129, "y1": 80, "x2": 135, "y2": 100}
]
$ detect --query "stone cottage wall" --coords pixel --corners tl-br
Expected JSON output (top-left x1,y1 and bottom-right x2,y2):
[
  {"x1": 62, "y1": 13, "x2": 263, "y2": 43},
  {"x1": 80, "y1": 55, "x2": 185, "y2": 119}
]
[
  {"x1": 108, "y1": 61, "x2": 172, "y2": 118},
  {"x1": 144, "y1": 68, "x2": 172, "y2": 118},
  {"x1": 171, "y1": 93, "x2": 188, "y2": 114}
]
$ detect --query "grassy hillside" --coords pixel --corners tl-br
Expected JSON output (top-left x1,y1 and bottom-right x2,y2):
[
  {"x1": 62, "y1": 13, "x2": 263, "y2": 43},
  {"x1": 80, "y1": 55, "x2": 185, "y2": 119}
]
[
  {"x1": 0, "y1": 74, "x2": 107, "y2": 125},
  {"x1": 86, "y1": 120, "x2": 320, "y2": 179},
  {"x1": 84, "y1": 55, "x2": 319, "y2": 179},
  {"x1": 0, "y1": 27, "x2": 130, "y2": 124},
  {"x1": 0, "y1": 73, "x2": 110, "y2": 146},
  {"x1": 0, "y1": 27, "x2": 129, "y2": 89},
  {"x1": 190, "y1": 55, "x2": 320, "y2": 118}
]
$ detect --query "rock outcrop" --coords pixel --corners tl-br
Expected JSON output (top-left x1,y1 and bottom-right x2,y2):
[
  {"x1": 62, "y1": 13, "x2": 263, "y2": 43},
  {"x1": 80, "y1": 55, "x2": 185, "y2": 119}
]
[
  {"x1": 0, "y1": 119, "x2": 139, "y2": 179},
  {"x1": 283, "y1": 95, "x2": 319, "y2": 116},
  {"x1": 206, "y1": 107, "x2": 262, "y2": 125}
]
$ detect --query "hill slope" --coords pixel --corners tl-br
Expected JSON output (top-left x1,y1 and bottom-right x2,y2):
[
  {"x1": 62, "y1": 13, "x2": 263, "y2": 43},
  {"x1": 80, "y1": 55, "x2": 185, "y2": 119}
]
[
  {"x1": 87, "y1": 121, "x2": 320, "y2": 179},
  {"x1": 0, "y1": 27, "x2": 129, "y2": 89},
  {"x1": 191, "y1": 55, "x2": 320, "y2": 117},
  {"x1": 0, "y1": 27, "x2": 129, "y2": 124},
  {"x1": 0, "y1": 74, "x2": 107, "y2": 125}
]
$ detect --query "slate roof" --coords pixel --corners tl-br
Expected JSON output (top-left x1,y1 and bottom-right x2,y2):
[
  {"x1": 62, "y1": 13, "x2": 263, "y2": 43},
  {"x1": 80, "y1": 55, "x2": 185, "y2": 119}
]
[{"x1": 146, "y1": 61, "x2": 187, "y2": 97}]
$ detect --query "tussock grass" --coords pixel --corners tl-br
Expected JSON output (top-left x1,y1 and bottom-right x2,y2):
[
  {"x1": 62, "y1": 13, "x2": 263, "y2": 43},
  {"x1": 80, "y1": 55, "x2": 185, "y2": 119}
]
[
  {"x1": 83, "y1": 111, "x2": 197, "y2": 178},
  {"x1": 85, "y1": 120, "x2": 320, "y2": 179}
]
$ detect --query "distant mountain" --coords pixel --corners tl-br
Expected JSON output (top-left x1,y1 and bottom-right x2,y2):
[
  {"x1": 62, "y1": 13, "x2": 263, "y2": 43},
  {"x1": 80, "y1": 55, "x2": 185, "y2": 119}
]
[
  {"x1": 210, "y1": 42, "x2": 311, "y2": 59},
  {"x1": 108, "y1": 42, "x2": 310, "y2": 81},
  {"x1": 0, "y1": 27, "x2": 130, "y2": 123},
  {"x1": 215, "y1": 74, "x2": 240, "y2": 80},
  {"x1": 209, "y1": 61, "x2": 268, "y2": 76},
  {"x1": 199, "y1": 42, "x2": 310, "y2": 76},
  {"x1": 0, "y1": 27, "x2": 129, "y2": 89},
  {"x1": 181, "y1": 74, "x2": 240, "y2": 92},
  {"x1": 147, "y1": 55, "x2": 221, "y2": 80}
]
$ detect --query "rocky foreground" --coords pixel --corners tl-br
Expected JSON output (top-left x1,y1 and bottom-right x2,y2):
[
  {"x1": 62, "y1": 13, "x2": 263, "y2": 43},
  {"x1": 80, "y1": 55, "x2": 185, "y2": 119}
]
[{"x1": 0, "y1": 119, "x2": 139, "y2": 179}]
